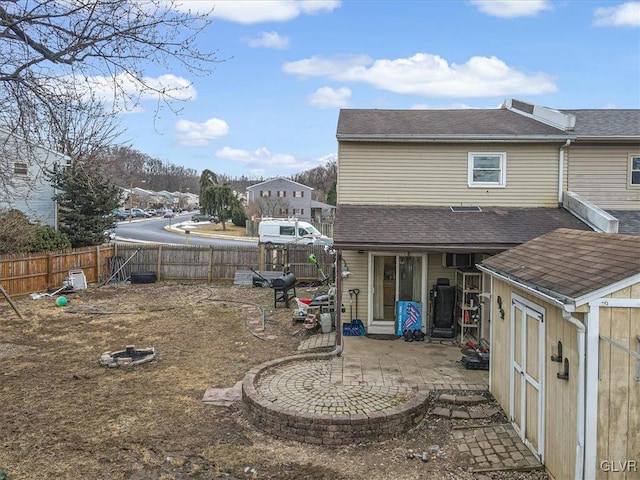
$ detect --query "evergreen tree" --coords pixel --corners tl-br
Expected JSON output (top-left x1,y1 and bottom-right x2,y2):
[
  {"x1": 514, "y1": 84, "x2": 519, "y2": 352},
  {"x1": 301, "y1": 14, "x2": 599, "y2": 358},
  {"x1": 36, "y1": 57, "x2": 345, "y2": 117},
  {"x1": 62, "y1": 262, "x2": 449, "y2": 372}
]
[{"x1": 50, "y1": 160, "x2": 122, "y2": 247}]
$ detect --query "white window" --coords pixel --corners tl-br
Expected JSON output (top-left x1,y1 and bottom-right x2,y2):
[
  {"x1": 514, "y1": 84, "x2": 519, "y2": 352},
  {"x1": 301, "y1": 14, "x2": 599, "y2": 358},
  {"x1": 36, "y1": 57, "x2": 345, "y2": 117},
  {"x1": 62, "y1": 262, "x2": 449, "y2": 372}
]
[
  {"x1": 468, "y1": 152, "x2": 506, "y2": 188},
  {"x1": 260, "y1": 190, "x2": 271, "y2": 197},
  {"x1": 276, "y1": 190, "x2": 286, "y2": 197},
  {"x1": 293, "y1": 190, "x2": 304, "y2": 198},
  {"x1": 14, "y1": 162, "x2": 28, "y2": 175},
  {"x1": 630, "y1": 155, "x2": 640, "y2": 187}
]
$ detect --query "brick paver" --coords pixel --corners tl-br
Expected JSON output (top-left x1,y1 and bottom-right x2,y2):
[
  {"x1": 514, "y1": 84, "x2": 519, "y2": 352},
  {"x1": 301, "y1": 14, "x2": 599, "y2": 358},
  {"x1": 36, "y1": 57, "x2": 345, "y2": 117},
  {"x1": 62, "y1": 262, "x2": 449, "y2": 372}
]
[{"x1": 242, "y1": 334, "x2": 542, "y2": 471}]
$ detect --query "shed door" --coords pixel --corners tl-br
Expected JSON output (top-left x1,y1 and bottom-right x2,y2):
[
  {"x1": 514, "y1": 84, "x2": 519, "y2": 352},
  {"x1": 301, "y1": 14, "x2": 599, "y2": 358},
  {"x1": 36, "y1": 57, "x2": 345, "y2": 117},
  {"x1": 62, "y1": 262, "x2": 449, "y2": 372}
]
[{"x1": 510, "y1": 299, "x2": 545, "y2": 461}]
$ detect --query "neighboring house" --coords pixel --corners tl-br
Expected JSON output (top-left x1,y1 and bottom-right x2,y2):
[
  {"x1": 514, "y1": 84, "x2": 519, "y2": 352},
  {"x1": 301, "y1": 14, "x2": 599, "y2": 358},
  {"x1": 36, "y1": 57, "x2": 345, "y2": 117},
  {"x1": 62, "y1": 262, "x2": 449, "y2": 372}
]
[
  {"x1": 246, "y1": 177, "x2": 335, "y2": 222},
  {"x1": 333, "y1": 99, "x2": 639, "y2": 340},
  {"x1": 478, "y1": 228, "x2": 640, "y2": 480},
  {"x1": 0, "y1": 127, "x2": 68, "y2": 227}
]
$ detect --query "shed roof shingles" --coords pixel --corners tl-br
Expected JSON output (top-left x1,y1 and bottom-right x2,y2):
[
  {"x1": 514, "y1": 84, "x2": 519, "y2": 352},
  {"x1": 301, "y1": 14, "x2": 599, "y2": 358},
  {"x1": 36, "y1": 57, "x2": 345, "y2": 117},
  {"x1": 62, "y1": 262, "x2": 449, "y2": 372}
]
[{"x1": 481, "y1": 228, "x2": 640, "y2": 299}]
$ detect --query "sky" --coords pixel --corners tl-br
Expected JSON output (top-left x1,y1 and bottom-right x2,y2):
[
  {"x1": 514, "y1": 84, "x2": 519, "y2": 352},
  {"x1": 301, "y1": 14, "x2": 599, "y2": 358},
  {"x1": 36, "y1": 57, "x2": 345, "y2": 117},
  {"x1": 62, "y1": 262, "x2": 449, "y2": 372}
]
[{"x1": 112, "y1": 0, "x2": 640, "y2": 179}]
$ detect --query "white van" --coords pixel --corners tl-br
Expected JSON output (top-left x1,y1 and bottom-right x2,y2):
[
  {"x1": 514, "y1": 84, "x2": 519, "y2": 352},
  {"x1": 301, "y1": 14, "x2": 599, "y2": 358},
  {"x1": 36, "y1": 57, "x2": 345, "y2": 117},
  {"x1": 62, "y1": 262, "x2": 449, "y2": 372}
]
[{"x1": 258, "y1": 218, "x2": 333, "y2": 246}]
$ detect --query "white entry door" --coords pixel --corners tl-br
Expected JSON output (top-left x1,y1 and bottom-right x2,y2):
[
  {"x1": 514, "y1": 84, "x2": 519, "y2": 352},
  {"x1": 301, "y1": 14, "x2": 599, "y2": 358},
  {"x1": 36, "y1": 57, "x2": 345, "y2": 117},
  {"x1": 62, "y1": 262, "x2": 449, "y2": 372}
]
[{"x1": 510, "y1": 296, "x2": 545, "y2": 461}]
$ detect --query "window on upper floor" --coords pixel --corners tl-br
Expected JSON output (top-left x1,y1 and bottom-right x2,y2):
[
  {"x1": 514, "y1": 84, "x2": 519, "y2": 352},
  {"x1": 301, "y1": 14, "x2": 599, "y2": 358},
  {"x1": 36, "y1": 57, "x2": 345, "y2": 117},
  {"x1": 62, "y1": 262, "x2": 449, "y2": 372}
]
[
  {"x1": 468, "y1": 152, "x2": 506, "y2": 188},
  {"x1": 260, "y1": 190, "x2": 271, "y2": 197},
  {"x1": 630, "y1": 155, "x2": 640, "y2": 187},
  {"x1": 276, "y1": 190, "x2": 286, "y2": 197},
  {"x1": 14, "y1": 162, "x2": 28, "y2": 175},
  {"x1": 293, "y1": 190, "x2": 304, "y2": 198}
]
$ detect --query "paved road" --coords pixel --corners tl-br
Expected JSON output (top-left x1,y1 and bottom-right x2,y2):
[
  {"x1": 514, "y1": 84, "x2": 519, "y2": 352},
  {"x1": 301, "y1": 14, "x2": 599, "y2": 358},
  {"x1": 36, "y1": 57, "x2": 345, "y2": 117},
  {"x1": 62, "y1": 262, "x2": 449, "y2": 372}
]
[{"x1": 112, "y1": 214, "x2": 257, "y2": 247}]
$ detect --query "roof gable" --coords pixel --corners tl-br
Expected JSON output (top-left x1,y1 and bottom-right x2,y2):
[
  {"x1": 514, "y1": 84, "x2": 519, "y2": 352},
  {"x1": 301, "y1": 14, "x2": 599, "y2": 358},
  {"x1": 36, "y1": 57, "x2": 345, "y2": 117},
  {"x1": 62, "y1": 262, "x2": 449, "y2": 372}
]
[
  {"x1": 247, "y1": 177, "x2": 313, "y2": 191},
  {"x1": 481, "y1": 228, "x2": 640, "y2": 302}
]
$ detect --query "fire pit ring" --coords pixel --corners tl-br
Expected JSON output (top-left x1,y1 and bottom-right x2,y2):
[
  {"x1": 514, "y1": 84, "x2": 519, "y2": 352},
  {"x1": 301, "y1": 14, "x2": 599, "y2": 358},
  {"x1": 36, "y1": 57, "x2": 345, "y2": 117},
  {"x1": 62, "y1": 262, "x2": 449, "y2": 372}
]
[{"x1": 100, "y1": 345, "x2": 156, "y2": 368}]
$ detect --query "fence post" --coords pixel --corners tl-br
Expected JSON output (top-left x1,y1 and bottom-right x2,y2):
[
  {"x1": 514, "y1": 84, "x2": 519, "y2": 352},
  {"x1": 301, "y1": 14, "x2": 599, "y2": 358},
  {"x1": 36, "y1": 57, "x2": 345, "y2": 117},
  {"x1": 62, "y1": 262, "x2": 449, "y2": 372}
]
[
  {"x1": 96, "y1": 245, "x2": 100, "y2": 284},
  {"x1": 156, "y1": 244, "x2": 163, "y2": 281},
  {"x1": 47, "y1": 252, "x2": 53, "y2": 289},
  {"x1": 258, "y1": 244, "x2": 265, "y2": 271},
  {"x1": 208, "y1": 246, "x2": 213, "y2": 283}
]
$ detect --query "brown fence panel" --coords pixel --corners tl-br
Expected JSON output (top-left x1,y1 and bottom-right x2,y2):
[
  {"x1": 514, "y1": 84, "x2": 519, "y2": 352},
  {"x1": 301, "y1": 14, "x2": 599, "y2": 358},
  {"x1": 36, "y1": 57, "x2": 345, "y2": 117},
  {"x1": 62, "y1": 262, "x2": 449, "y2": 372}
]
[
  {"x1": 0, "y1": 244, "x2": 117, "y2": 297},
  {"x1": 1, "y1": 242, "x2": 335, "y2": 297}
]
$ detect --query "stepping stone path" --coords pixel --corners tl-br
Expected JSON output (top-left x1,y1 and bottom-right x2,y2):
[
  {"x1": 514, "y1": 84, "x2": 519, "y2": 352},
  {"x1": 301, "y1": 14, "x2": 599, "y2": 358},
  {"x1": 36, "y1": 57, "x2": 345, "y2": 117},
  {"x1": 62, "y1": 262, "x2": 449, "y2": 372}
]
[{"x1": 430, "y1": 392, "x2": 499, "y2": 419}]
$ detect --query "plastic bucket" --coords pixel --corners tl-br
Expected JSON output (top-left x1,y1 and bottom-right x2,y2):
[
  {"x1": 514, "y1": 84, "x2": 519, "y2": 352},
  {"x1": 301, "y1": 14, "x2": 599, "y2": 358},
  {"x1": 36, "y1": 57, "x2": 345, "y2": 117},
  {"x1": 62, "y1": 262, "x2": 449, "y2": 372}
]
[{"x1": 320, "y1": 313, "x2": 332, "y2": 333}]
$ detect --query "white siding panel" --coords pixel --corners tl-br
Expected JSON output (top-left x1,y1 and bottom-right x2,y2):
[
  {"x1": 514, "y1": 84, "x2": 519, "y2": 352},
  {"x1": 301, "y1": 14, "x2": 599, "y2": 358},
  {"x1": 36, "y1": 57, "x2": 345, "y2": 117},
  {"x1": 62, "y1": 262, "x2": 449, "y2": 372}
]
[{"x1": 338, "y1": 142, "x2": 560, "y2": 207}]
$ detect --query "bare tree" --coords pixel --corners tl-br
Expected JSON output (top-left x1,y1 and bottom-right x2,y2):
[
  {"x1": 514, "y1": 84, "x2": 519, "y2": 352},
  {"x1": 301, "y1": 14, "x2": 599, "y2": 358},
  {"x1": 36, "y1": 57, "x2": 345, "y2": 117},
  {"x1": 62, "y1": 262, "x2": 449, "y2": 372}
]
[{"x1": 0, "y1": 0, "x2": 219, "y2": 195}]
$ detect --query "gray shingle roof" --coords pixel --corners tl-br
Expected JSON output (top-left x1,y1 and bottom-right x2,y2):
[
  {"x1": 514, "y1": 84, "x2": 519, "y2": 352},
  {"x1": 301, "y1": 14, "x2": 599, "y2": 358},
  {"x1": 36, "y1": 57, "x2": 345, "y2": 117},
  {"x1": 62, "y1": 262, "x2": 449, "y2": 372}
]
[
  {"x1": 336, "y1": 107, "x2": 640, "y2": 140},
  {"x1": 336, "y1": 109, "x2": 568, "y2": 139},
  {"x1": 561, "y1": 109, "x2": 640, "y2": 137},
  {"x1": 480, "y1": 228, "x2": 640, "y2": 301},
  {"x1": 607, "y1": 210, "x2": 640, "y2": 236},
  {"x1": 334, "y1": 205, "x2": 592, "y2": 252}
]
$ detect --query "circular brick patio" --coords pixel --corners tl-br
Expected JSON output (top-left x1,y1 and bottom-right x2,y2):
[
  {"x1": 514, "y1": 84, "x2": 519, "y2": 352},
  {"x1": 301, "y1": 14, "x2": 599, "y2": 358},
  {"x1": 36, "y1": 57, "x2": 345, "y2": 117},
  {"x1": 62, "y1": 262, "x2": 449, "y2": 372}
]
[{"x1": 242, "y1": 352, "x2": 430, "y2": 445}]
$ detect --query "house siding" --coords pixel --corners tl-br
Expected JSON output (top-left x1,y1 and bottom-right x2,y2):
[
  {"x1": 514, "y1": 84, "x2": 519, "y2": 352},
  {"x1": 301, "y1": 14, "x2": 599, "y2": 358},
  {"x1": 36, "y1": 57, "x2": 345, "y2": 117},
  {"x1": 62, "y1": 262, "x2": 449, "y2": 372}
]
[
  {"x1": 338, "y1": 142, "x2": 561, "y2": 207},
  {"x1": 0, "y1": 132, "x2": 61, "y2": 227},
  {"x1": 247, "y1": 178, "x2": 313, "y2": 221},
  {"x1": 566, "y1": 144, "x2": 640, "y2": 209},
  {"x1": 596, "y1": 283, "x2": 640, "y2": 480},
  {"x1": 489, "y1": 280, "x2": 578, "y2": 480}
]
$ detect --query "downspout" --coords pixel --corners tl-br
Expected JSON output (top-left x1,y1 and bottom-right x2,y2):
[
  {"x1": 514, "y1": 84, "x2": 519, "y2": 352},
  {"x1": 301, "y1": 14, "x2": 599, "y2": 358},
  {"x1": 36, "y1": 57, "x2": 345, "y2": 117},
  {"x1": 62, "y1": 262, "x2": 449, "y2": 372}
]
[
  {"x1": 329, "y1": 250, "x2": 344, "y2": 357},
  {"x1": 562, "y1": 309, "x2": 586, "y2": 480},
  {"x1": 558, "y1": 139, "x2": 571, "y2": 206}
]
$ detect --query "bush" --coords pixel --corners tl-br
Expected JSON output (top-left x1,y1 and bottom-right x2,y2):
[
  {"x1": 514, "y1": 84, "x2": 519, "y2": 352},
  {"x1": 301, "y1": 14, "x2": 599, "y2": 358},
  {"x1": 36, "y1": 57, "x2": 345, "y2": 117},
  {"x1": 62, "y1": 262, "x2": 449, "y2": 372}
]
[
  {"x1": 231, "y1": 203, "x2": 247, "y2": 227},
  {"x1": 0, "y1": 209, "x2": 71, "y2": 254}
]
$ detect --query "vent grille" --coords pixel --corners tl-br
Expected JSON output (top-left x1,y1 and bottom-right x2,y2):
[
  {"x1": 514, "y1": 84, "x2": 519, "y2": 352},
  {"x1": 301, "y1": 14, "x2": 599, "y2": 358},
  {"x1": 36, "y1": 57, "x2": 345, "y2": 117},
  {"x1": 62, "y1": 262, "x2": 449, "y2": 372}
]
[{"x1": 450, "y1": 206, "x2": 482, "y2": 212}]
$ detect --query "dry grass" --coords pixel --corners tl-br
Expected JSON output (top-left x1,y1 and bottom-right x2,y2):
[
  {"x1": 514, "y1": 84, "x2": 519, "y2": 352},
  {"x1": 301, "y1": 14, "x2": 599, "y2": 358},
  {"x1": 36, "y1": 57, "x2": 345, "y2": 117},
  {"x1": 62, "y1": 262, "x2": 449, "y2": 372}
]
[{"x1": 0, "y1": 281, "x2": 549, "y2": 480}]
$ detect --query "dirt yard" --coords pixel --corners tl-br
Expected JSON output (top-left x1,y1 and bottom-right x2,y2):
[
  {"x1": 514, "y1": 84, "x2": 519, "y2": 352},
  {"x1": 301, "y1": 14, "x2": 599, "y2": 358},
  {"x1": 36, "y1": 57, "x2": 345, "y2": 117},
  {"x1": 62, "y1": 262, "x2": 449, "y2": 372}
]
[{"x1": 0, "y1": 281, "x2": 549, "y2": 480}]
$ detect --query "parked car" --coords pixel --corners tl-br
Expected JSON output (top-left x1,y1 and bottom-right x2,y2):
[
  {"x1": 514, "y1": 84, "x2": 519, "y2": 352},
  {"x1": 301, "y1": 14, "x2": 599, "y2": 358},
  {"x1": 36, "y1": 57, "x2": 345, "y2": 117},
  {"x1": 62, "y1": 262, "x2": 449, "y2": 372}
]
[
  {"x1": 191, "y1": 213, "x2": 218, "y2": 223},
  {"x1": 145, "y1": 208, "x2": 157, "y2": 216},
  {"x1": 116, "y1": 209, "x2": 131, "y2": 220},
  {"x1": 157, "y1": 207, "x2": 170, "y2": 216},
  {"x1": 131, "y1": 208, "x2": 152, "y2": 218},
  {"x1": 163, "y1": 211, "x2": 175, "y2": 218}
]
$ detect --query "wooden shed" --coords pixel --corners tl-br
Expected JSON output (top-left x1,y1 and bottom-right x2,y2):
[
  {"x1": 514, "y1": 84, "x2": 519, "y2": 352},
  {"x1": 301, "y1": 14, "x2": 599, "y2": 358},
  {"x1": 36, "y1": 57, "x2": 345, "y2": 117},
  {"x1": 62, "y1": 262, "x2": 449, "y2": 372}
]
[{"x1": 478, "y1": 228, "x2": 640, "y2": 480}]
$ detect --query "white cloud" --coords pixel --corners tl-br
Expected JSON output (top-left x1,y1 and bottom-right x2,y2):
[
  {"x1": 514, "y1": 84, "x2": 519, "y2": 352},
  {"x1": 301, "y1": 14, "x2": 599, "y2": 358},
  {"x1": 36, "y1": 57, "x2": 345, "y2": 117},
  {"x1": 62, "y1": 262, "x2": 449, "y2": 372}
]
[
  {"x1": 283, "y1": 53, "x2": 557, "y2": 98},
  {"x1": 170, "y1": 0, "x2": 341, "y2": 24},
  {"x1": 76, "y1": 72, "x2": 196, "y2": 112},
  {"x1": 594, "y1": 2, "x2": 640, "y2": 27},
  {"x1": 308, "y1": 86, "x2": 351, "y2": 108},
  {"x1": 470, "y1": 0, "x2": 552, "y2": 18},
  {"x1": 242, "y1": 31, "x2": 290, "y2": 49},
  {"x1": 215, "y1": 146, "x2": 331, "y2": 175},
  {"x1": 175, "y1": 118, "x2": 229, "y2": 146}
]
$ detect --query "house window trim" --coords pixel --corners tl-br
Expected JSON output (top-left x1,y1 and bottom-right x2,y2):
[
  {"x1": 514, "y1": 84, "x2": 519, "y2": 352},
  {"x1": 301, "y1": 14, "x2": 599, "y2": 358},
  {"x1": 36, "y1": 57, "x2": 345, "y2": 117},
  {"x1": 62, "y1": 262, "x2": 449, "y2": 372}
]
[
  {"x1": 293, "y1": 190, "x2": 304, "y2": 198},
  {"x1": 14, "y1": 162, "x2": 28, "y2": 176},
  {"x1": 629, "y1": 154, "x2": 640, "y2": 188},
  {"x1": 467, "y1": 152, "x2": 506, "y2": 188}
]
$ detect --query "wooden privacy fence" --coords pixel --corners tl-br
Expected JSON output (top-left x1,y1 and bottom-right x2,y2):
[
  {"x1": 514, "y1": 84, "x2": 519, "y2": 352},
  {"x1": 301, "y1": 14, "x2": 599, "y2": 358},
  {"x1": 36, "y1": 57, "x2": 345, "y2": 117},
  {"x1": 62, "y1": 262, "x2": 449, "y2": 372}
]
[
  {"x1": 0, "y1": 243, "x2": 335, "y2": 297},
  {"x1": 0, "y1": 244, "x2": 117, "y2": 297}
]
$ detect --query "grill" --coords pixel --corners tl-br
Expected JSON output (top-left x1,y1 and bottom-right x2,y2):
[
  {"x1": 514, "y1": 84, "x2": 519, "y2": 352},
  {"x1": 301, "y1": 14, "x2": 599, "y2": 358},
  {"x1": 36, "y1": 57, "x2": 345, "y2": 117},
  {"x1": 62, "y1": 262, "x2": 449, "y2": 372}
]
[{"x1": 272, "y1": 272, "x2": 297, "y2": 308}]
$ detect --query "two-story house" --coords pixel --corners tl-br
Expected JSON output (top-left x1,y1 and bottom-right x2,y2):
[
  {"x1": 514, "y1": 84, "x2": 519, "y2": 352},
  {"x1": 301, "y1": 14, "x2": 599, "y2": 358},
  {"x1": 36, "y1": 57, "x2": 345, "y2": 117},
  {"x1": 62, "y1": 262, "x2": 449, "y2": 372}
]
[
  {"x1": 0, "y1": 127, "x2": 68, "y2": 227},
  {"x1": 333, "y1": 99, "x2": 639, "y2": 480},
  {"x1": 246, "y1": 177, "x2": 334, "y2": 222}
]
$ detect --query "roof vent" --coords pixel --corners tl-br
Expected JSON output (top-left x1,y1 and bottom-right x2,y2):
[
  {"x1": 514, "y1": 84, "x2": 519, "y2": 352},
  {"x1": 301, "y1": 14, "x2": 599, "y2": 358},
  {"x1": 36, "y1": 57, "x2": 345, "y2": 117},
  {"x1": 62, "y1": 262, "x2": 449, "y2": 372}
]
[{"x1": 450, "y1": 206, "x2": 482, "y2": 212}]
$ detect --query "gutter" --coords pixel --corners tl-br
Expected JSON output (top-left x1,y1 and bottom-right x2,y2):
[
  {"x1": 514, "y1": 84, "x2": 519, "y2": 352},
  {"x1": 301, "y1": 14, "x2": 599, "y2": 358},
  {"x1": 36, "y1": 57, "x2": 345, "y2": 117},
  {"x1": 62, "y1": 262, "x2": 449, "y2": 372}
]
[
  {"x1": 337, "y1": 134, "x2": 573, "y2": 143},
  {"x1": 562, "y1": 310, "x2": 586, "y2": 480},
  {"x1": 477, "y1": 264, "x2": 586, "y2": 480}
]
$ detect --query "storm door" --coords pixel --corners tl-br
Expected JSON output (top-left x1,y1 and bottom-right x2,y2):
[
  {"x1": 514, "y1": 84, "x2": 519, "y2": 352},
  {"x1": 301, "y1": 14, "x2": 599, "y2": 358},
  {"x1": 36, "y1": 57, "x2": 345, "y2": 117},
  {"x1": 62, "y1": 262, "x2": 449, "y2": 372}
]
[{"x1": 369, "y1": 254, "x2": 425, "y2": 334}]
